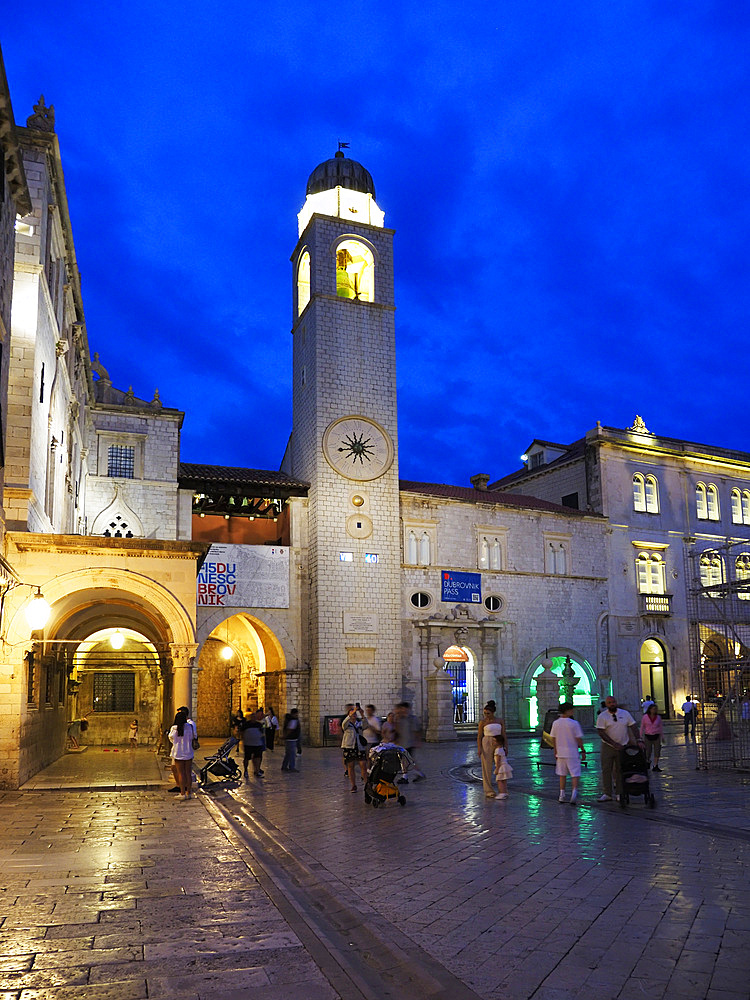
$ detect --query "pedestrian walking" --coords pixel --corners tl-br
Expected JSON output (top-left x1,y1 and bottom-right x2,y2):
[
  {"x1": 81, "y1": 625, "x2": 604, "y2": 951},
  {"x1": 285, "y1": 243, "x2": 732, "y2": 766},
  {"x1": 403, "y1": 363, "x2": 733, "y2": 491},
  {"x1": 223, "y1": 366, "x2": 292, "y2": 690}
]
[
  {"x1": 682, "y1": 696, "x2": 698, "y2": 739},
  {"x1": 363, "y1": 704, "x2": 382, "y2": 747},
  {"x1": 477, "y1": 700, "x2": 504, "y2": 797},
  {"x1": 640, "y1": 703, "x2": 664, "y2": 770},
  {"x1": 264, "y1": 707, "x2": 279, "y2": 751},
  {"x1": 596, "y1": 696, "x2": 637, "y2": 801},
  {"x1": 128, "y1": 719, "x2": 138, "y2": 749},
  {"x1": 550, "y1": 702, "x2": 586, "y2": 805},
  {"x1": 341, "y1": 704, "x2": 368, "y2": 791},
  {"x1": 242, "y1": 708, "x2": 266, "y2": 779},
  {"x1": 169, "y1": 707, "x2": 197, "y2": 800},
  {"x1": 493, "y1": 733, "x2": 512, "y2": 799},
  {"x1": 381, "y1": 711, "x2": 397, "y2": 743},
  {"x1": 281, "y1": 709, "x2": 301, "y2": 772},
  {"x1": 394, "y1": 702, "x2": 426, "y2": 783}
]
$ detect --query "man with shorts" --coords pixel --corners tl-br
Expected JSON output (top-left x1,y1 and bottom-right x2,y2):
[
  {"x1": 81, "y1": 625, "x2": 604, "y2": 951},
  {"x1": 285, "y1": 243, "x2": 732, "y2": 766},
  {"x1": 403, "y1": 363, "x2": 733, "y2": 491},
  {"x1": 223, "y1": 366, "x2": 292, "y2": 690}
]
[
  {"x1": 242, "y1": 708, "x2": 266, "y2": 779},
  {"x1": 550, "y1": 702, "x2": 586, "y2": 805}
]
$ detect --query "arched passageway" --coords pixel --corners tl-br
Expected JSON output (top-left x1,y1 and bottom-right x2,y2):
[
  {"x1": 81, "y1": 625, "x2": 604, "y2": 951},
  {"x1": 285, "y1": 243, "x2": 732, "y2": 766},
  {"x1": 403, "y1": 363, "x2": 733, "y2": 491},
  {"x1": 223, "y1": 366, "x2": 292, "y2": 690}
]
[{"x1": 196, "y1": 613, "x2": 287, "y2": 736}]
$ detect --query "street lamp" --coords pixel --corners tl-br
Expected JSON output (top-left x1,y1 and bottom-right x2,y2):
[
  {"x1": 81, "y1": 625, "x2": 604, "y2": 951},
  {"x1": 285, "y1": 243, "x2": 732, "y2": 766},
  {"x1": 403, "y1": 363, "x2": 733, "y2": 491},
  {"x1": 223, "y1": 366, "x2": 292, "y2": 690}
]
[{"x1": 24, "y1": 588, "x2": 51, "y2": 630}]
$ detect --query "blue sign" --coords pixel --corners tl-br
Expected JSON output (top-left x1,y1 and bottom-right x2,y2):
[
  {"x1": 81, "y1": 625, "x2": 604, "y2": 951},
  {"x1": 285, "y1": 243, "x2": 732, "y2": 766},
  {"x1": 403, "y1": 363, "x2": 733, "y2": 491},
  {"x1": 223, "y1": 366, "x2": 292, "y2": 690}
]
[{"x1": 441, "y1": 570, "x2": 482, "y2": 603}]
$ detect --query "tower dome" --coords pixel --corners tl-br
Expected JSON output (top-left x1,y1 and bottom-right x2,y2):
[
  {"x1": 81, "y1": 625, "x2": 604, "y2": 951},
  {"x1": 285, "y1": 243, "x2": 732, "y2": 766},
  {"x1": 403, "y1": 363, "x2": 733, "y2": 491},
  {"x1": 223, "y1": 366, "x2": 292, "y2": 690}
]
[
  {"x1": 306, "y1": 150, "x2": 376, "y2": 199},
  {"x1": 298, "y1": 149, "x2": 384, "y2": 235}
]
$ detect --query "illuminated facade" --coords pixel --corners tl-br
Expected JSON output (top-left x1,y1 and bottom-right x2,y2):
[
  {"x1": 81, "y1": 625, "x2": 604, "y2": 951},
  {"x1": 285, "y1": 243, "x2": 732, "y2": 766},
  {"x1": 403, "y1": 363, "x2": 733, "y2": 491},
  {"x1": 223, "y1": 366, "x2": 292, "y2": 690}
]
[{"x1": 491, "y1": 418, "x2": 750, "y2": 716}]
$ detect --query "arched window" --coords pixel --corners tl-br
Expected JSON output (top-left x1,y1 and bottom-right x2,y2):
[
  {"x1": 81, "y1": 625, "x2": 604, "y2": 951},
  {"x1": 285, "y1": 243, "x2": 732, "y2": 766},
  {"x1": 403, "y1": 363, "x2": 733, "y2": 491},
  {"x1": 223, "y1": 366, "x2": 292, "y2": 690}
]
[
  {"x1": 335, "y1": 239, "x2": 374, "y2": 302},
  {"x1": 419, "y1": 531, "x2": 431, "y2": 566},
  {"x1": 696, "y1": 483, "x2": 708, "y2": 519},
  {"x1": 478, "y1": 535, "x2": 503, "y2": 570},
  {"x1": 489, "y1": 538, "x2": 502, "y2": 570},
  {"x1": 636, "y1": 552, "x2": 665, "y2": 594},
  {"x1": 732, "y1": 489, "x2": 742, "y2": 524},
  {"x1": 706, "y1": 484, "x2": 720, "y2": 520},
  {"x1": 478, "y1": 536, "x2": 489, "y2": 570},
  {"x1": 633, "y1": 474, "x2": 646, "y2": 511},
  {"x1": 407, "y1": 530, "x2": 418, "y2": 565},
  {"x1": 297, "y1": 250, "x2": 310, "y2": 316},
  {"x1": 700, "y1": 551, "x2": 724, "y2": 597},
  {"x1": 645, "y1": 475, "x2": 659, "y2": 513},
  {"x1": 736, "y1": 554, "x2": 750, "y2": 601},
  {"x1": 734, "y1": 489, "x2": 750, "y2": 525}
]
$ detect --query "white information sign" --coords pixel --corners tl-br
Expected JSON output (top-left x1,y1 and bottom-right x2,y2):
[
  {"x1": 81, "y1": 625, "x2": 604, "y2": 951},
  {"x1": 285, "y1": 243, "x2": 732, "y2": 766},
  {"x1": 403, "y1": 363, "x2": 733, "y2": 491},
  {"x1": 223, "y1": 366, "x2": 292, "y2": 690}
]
[{"x1": 198, "y1": 544, "x2": 289, "y2": 609}]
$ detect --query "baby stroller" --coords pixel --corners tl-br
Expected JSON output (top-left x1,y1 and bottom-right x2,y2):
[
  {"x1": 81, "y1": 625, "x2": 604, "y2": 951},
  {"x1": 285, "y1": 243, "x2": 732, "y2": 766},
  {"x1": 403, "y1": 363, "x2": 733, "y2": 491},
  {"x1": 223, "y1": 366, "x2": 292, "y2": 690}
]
[
  {"x1": 199, "y1": 737, "x2": 241, "y2": 785},
  {"x1": 364, "y1": 743, "x2": 414, "y2": 808},
  {"x1": 619, "y1": 743, "x2": 656, "y2": 809}
]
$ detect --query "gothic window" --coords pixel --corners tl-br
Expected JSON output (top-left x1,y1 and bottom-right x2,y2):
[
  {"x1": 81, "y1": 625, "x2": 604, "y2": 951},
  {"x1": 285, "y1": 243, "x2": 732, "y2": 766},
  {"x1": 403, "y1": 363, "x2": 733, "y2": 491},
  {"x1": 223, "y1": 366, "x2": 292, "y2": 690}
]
[
  {"x1": 297, "y1": 249, "x2": 310, "y2": 316},
  {"x1": 107, "y1": 445, "x2": 135, "y2": 478},
  {"x1": 699, "y1": 552, "x2": 724, "y2": 597},
  {"x1": 636, "y1": 552, "x2": 666, "y2": 594},
  {"x1": 335, "y1": 239, "x2": 374, "y2": 302},
  {"x1": 406, "y1": 530, "x2": 418, "y2": 565},
  {"x1": 731, "y1": 489, "x2": 750, "y2": 525},
  {"x1": 419, "y1": 531, "x2": 431, "y2": 566},
  {"x1": 545, "y1": 535, "x2": 570, "y2": 575},
  {"x1": 103, "y1": 514, "x2": 134, "y2": 538},
  {"x1": 736, "y1": 555, "x2": 750, "y2": 600}
]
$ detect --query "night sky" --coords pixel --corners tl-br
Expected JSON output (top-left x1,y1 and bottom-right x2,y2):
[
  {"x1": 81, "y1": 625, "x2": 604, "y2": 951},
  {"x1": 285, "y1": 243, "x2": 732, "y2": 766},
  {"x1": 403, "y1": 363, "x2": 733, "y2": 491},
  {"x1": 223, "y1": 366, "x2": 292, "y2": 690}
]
[{"x1": 3, "y1": 5, "x2": 749, "y2": 486}]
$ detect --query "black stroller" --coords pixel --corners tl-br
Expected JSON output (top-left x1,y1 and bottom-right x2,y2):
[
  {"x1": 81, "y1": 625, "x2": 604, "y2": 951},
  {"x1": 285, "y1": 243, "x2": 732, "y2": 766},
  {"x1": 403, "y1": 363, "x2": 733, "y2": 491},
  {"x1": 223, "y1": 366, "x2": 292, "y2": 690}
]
[
  {"x1": 199, "y1": 737, "x2": 241, "y2": 785},
  {"x1": 364, "y1": 743, "x2": 413, "y2": 808},
  {"x1": 619, "y1": 743, "x2": 656, "y2": 808}
]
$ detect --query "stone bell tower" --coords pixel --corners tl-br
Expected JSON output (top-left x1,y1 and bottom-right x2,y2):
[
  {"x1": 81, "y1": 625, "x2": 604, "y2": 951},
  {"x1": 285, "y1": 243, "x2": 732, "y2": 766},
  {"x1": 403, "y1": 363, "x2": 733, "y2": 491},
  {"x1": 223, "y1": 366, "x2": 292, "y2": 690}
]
[{"x1": 283, "y1": 149, "x2": 402, "y2": 738}]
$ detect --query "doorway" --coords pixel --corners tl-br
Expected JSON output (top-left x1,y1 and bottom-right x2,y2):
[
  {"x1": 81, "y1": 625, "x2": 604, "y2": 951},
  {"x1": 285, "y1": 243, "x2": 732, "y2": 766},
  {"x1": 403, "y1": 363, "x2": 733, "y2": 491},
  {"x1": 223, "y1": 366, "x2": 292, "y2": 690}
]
[{"x1": 640, "y1": 637, "x2": 669, "y2": 717}]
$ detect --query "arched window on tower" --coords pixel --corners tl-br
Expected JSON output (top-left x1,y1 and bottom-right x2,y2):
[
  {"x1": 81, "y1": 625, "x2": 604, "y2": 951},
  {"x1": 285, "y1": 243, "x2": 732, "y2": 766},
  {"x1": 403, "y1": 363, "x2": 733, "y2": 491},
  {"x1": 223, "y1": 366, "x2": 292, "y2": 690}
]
[
  {"x1": 297, "y1": 250, "x2": 310, "y2": 316},
  {"x1": 335, "y1": 239, "x2": 374, "y2": 302}
]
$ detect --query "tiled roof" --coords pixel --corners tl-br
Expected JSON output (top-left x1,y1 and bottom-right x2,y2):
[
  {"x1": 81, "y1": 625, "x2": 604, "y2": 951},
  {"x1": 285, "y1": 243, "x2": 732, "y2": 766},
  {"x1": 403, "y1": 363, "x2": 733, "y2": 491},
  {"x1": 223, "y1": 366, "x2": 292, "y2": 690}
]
[
  {"x1": 399, "y1": 480, "x2": 588, "y2": 515},
  {"x1": 179, "y1": 464, "x2": 309, "y2": 491}
]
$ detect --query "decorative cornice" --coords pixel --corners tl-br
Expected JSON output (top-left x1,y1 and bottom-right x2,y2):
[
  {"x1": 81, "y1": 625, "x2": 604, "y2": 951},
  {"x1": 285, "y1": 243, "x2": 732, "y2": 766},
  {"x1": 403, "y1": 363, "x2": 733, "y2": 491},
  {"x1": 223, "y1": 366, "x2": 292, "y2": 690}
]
[{"x1": 7, "y1": 531, "x2": 208, "y2": 560}]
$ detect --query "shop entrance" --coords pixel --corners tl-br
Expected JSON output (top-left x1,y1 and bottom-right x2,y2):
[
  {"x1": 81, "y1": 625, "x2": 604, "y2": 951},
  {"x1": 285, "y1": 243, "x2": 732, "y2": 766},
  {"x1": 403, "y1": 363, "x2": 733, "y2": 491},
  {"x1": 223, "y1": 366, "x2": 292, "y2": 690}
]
[{"x1": 640, "y1": 638, "x2": 669, "y2": 717}]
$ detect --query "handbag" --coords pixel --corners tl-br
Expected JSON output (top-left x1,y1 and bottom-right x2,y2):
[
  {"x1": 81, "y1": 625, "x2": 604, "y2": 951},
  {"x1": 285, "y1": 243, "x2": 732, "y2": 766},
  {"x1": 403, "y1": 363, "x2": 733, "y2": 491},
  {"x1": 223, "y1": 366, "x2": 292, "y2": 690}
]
[{"x1": 356, "y1": 732, "x2": 368, "y2": 750}]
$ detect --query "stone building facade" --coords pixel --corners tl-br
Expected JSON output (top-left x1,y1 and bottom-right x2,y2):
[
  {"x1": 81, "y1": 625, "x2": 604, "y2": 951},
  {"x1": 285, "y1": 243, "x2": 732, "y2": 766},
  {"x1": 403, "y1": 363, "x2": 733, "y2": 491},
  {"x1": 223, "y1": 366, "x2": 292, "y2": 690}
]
[{"x1": 491, "y1": 419, "x2": 750, "y2": 716}]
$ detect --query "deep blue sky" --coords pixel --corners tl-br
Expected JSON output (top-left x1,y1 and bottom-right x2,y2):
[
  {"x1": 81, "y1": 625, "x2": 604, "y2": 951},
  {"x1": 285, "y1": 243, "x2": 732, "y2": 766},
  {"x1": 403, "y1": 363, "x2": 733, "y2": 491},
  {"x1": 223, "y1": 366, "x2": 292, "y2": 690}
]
[{"x1": 4, "y1": 5, "x2": 749, "y2": 485}]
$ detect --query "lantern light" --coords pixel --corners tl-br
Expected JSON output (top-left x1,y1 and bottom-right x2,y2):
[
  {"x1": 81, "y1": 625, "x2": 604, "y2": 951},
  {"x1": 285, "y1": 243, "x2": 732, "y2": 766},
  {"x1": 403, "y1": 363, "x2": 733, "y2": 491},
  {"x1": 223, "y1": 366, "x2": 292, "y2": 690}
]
[
  {"x1": 110, "y1": 629, "x2": 125, "y2": 650},
  {"x1": 25, "y1": 588, "x2": 51, "y2": 630}
]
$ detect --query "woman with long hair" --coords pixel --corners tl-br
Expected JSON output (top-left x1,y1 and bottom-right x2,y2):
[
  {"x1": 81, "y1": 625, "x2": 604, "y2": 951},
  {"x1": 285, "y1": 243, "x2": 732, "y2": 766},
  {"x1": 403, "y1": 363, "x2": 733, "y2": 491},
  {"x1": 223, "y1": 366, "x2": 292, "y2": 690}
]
[
  {"x1": 169, "y1": 706, "x2": 197, "y2": 799},
  {"x1": 639, "y1": 703, "x2": 664, "y2": 771},
  {"x1": 477, "y1": 700, "x2": 506, "y2": 797}
]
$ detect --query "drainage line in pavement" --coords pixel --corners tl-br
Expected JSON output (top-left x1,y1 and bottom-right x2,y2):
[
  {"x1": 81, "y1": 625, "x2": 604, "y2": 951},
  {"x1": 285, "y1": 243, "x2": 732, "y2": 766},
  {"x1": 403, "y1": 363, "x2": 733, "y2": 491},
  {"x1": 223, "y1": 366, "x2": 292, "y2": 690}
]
[
  {"x1": 201, "y1": 788, "x2": 482, "y2": 1000},
  {"x1": 450, "y1": 763, "x2": 750, "y2": 845}
]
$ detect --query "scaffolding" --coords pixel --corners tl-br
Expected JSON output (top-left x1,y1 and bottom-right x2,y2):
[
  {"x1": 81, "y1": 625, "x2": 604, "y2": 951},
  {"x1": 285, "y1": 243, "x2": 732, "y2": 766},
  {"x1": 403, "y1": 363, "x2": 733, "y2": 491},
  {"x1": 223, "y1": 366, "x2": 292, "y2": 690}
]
[{"x1": 686, "y1": 537, "x2": 750, "y2": 771}]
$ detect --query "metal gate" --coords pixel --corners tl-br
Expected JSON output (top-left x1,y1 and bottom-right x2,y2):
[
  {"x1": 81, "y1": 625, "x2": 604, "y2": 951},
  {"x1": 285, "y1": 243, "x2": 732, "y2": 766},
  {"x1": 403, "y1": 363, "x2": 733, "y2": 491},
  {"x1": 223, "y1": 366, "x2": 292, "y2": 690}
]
[{"x1": 443, "y1": 660, "x2": 480, "y2": 724}]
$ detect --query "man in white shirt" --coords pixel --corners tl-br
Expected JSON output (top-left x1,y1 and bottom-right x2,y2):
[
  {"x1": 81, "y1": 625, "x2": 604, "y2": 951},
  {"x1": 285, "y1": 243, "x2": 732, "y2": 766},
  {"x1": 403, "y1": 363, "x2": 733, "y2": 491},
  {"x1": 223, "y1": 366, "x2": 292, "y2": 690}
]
[
  {"x1": 682, "y1": 697, "x2": 697, "y2": 739},
  {"x1": 550, "y1": 702, "x2": 586, "y2": 805},
  {"x1": 596, "y1": 696, "x2": 637, "y2": 802}
]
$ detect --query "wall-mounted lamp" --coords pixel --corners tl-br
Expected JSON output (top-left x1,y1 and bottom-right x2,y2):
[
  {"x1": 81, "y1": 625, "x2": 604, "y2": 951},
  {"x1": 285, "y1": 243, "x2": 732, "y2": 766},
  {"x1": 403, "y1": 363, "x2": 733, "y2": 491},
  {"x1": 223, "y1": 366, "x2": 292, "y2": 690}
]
[
  {"x1": 24, "y1": 587, "x2": 51, "y2": 630},
  {"x1": 110, "y1": 629, "x2": 124, "y2": 650}
]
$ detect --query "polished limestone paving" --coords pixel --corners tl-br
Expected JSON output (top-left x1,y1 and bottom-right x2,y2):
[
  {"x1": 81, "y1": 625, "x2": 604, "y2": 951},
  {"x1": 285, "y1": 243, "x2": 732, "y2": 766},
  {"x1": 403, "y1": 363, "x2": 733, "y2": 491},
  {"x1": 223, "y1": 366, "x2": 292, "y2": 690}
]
[{"x1": 0, "y1": 729, "x2": 748, "y2": 999}]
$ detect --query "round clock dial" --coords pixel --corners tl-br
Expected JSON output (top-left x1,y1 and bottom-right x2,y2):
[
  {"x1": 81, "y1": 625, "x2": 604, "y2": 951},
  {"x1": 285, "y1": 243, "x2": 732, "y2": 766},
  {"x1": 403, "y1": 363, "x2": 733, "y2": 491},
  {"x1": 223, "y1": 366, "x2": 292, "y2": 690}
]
[{"x1": 322, "y1": 416, "x2": 394, "y2": 482}]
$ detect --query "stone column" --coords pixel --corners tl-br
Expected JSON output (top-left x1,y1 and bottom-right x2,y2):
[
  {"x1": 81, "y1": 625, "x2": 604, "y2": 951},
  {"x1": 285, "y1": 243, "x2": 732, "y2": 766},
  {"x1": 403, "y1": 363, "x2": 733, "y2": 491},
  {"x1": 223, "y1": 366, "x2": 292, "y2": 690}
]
[
  {"x1": 170, "y1": 643, "x2": 199, "y2": 718},
  {"x1": 425, "y1": 658, "x2": 456, "y2": 742}
]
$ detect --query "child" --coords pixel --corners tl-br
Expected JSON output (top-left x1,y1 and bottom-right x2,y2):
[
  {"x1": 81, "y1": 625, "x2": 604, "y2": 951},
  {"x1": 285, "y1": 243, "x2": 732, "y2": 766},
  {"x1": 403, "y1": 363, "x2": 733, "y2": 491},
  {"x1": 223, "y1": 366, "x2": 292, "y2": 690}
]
[
  {"x1": 493, "y1": 734, "x2": 513, "y2": 799},
  {"x1": 128, "y1": 719, "x2": 138, "y2": 749},
  {"x1": 550, "y1": 702, "x2": 586, "y2": 805}
]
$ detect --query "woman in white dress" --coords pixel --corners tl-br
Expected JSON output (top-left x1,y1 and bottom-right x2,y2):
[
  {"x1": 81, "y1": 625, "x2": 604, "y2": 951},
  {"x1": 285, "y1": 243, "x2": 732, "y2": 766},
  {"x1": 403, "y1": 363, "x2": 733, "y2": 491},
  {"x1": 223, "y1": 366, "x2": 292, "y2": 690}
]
[{"x1": 477, "y1": 700, "x2": 506, "y2": 797}]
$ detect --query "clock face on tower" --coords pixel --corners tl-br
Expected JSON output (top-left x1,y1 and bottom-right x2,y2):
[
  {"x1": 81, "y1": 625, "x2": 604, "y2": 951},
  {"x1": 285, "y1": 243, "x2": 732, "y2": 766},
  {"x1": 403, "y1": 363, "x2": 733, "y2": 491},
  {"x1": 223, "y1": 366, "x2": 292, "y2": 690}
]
[{"x1": 322, "y1": 416, "x2": 394, "y2": 481}]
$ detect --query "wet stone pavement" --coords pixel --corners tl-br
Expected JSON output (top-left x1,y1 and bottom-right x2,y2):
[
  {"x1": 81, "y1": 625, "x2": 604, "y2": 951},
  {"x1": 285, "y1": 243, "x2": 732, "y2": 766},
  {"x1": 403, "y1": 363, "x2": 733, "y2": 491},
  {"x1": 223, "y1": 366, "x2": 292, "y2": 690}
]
[{"x1": 0, "y1": 730, "x2": 747, "y2": 999}]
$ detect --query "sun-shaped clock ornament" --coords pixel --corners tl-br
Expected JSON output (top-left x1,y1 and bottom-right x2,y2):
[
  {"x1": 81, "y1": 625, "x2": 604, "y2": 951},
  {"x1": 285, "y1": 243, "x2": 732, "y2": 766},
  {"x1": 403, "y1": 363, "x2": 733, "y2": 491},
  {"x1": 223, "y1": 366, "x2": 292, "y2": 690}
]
[{"x1": 322, "y1": 416, "x2": 394, "y2": 481}]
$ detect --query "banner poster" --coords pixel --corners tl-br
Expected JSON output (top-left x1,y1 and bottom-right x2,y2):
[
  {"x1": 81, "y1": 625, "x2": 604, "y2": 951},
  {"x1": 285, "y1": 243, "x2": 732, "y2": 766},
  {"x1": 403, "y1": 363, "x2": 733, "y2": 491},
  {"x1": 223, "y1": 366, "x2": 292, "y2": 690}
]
[
  {"x1": 197, "y1": 544, "x2": 289, "y2": 608},
  {"x1": 441, "y1": 570, "x2": 482, "y2": 604}
]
